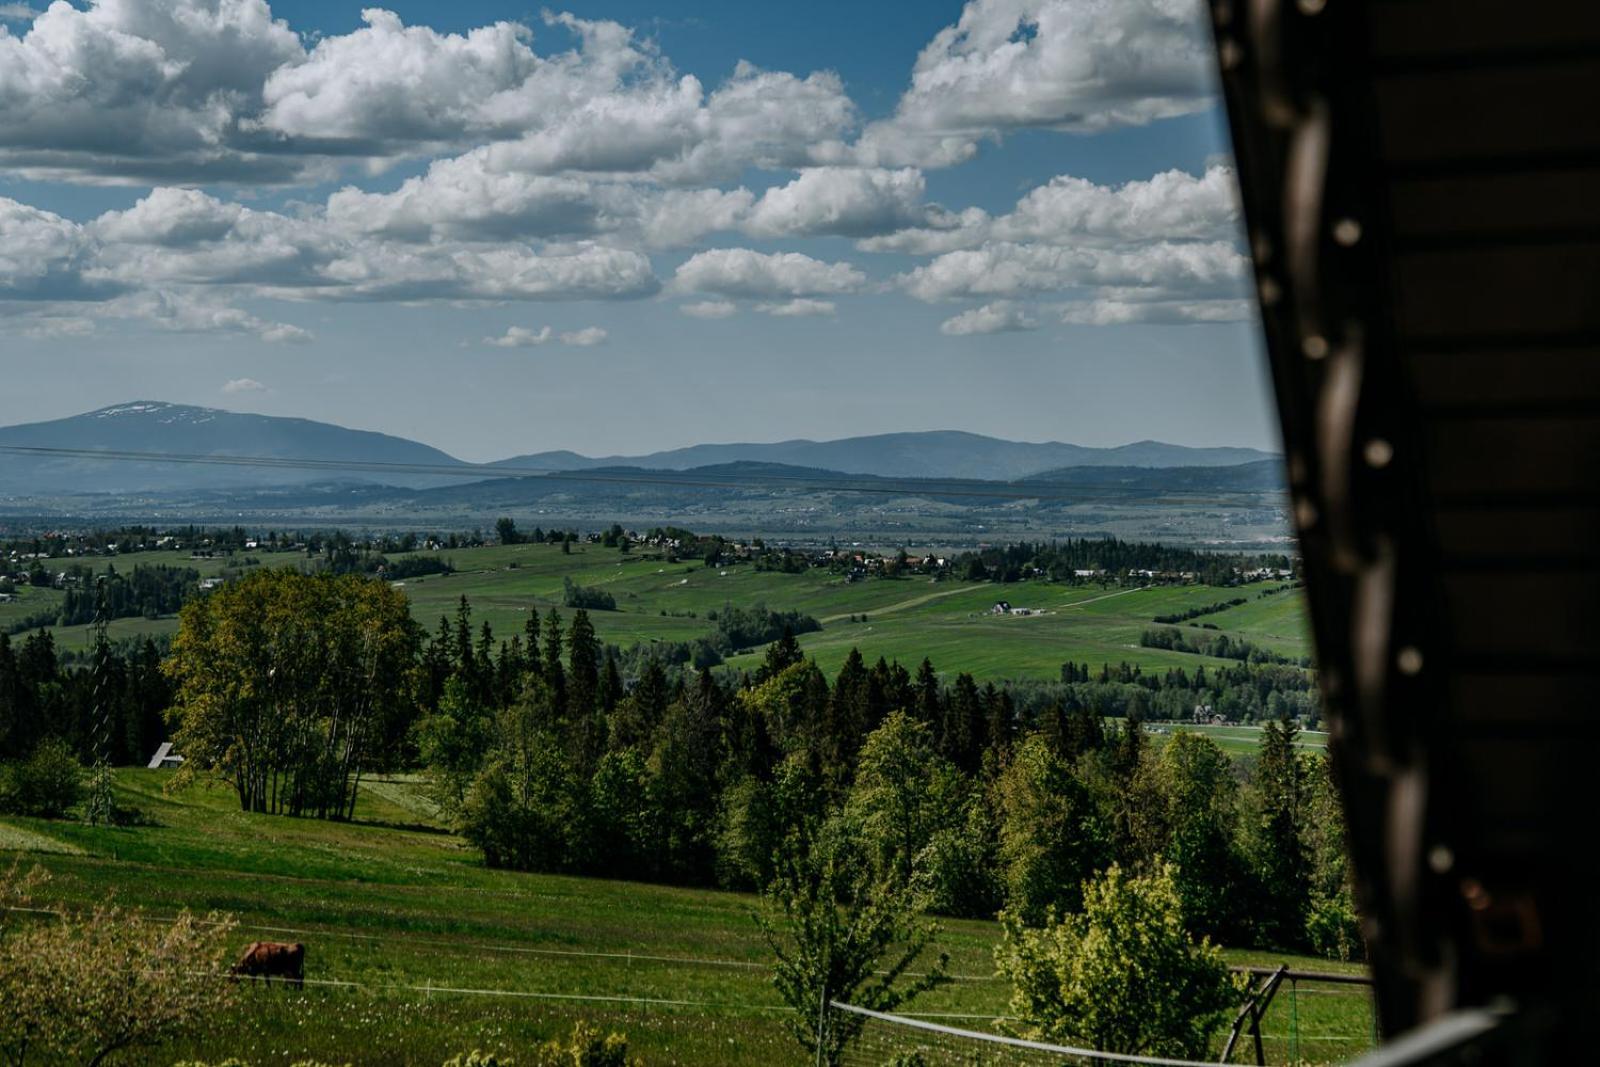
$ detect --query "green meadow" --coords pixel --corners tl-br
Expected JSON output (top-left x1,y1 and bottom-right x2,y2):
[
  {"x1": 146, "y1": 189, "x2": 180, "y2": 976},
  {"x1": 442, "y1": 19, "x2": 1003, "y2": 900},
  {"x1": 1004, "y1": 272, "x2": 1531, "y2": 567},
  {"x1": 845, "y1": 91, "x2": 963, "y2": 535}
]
[
  {"x1": 17, "y1": 541, "x2": 1311, "y2": 682},
  {"x1": 2, "y1": 770, "x2": 1369, "y2": 1066}
]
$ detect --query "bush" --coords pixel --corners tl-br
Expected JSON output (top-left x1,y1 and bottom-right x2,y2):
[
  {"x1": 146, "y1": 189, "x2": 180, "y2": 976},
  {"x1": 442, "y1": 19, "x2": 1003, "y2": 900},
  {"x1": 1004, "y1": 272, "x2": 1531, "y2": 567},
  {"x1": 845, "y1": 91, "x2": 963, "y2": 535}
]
[
  {"x1": 0, "y1": 738, "x2": 84, "y2": 818},
  {"x1": 1305, "y1": 888, "x2": 1364, "y2": 962},
  {"x1": 444, "y1": 1052, "x2": 509, "y2": 1067},
  {"x1": 1, "y1": 897, "x2": 238, "y2": 1067},
  {"x1": 531, "y1": 1022, "x2": 640, "y2": 1067},
  {"x1": 995, "y1": 863, "x2": 1243, "y2": 1058},
  {"x1": 562, "y1": 578, "x2": 617, "y2": 611}
]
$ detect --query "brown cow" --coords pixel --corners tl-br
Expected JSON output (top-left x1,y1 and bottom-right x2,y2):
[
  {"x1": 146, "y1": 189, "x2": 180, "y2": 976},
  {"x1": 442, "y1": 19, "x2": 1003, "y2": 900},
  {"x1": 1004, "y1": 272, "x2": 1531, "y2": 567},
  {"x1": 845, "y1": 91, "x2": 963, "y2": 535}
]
[{"x1": 229, "y1": 941, "x2": 305, "y2": 988}]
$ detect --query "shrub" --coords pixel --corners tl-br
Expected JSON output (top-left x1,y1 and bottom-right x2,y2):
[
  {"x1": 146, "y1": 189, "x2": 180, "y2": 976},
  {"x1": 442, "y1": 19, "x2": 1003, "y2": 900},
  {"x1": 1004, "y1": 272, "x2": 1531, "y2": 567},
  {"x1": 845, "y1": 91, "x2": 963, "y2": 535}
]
[
  {"x1": 756, "y1": 824, "x2": 949, "y2": 1067},
  {"x1": 1305, "y1": 888, "x2": 1364, "y2": 962},
  {"x1": 562, "y1": 578, "x2": 617, "y2": 611},
  {"x1": 995, "y1": 863, "x2": 1243, "y2": 1058},
  {"x1": 444, "y1": 1053, "x2": 510, "y2": 1067},
  {"x1": 531, "y1": 1022, "x2": 639, "y2": 1067},
  {"x1": 0, "y1": 738, "x2": 84, "y2": 818},
  {"x1": 1, "y1": 896, "x2": 238, "y2": 1067}
]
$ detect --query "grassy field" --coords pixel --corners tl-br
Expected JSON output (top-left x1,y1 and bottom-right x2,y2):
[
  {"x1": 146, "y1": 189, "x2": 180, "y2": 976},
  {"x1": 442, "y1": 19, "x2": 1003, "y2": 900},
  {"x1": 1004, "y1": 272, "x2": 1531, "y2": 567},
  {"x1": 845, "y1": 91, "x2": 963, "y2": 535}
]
[
  {"x1": 16, "y1": 543, "x2": 1312, "y2": 682},
  {"x1": 1147, "y1": 721, "x2": 1328, "y2": 756},
  {"x1": 1, "y1": 770, "x2": 1370, "y2": 1066}
]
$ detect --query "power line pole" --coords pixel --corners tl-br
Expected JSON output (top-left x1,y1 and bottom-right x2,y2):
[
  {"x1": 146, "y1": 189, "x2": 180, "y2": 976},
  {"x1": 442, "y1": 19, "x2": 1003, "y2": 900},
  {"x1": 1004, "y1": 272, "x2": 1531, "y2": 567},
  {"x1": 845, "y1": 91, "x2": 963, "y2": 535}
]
[{"x1": 85, "y1": 576, "x2": 114, "y2": 826}]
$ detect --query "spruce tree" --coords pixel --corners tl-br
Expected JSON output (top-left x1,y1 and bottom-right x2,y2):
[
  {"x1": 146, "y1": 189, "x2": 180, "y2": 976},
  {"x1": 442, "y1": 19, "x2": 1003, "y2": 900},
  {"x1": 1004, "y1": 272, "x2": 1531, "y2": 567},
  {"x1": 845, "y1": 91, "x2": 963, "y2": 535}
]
[
  {"x1": 758, "y1": 627, "x2": 804, "y2": 683},
  {"x1": 914, "y1": 658, "x2": 941, "y2": 729},
  {"x1": 1254, "y1": 716, "x2": 1311, "y2": 947},
  {"x1": 541, "y1": 609, "x2": 566, "y2": 720}
]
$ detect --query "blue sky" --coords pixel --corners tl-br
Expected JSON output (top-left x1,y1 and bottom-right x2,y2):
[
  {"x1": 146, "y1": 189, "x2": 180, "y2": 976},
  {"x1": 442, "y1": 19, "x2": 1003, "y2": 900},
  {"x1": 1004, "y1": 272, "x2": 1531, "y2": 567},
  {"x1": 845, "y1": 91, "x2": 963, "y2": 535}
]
[{"x1": 0, "y1": 0, "x2": 1274, "y2": 462}]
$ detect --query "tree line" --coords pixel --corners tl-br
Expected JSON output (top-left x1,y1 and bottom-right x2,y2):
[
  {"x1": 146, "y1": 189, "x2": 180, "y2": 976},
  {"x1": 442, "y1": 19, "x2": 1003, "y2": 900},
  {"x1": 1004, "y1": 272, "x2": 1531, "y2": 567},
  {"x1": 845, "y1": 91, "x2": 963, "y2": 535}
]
[
  {"x1": 2, "y1": 566, "x2": 1350, "y2": 961},
  {"x1": 393, "y1": 593, "x2": 1355, "y2": 959},
  {"x1": 946, "y1": 538, "x2": 1296, "y2": 585},
  {"x1": 0, "y1": 630, "x2": 170, "y2": 770}
]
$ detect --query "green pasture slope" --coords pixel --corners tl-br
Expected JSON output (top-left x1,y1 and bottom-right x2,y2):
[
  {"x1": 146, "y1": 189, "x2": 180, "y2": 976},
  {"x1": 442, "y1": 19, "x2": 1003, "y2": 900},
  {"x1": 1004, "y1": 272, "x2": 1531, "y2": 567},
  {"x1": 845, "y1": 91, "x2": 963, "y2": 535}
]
[
  {"x1": 2, "y1": 770, "x2": 1371, "y2": 1066},
  {"x1": 1148, "y1": 721, "x2": 1329, "y2": 756},
  {"x1": 22, "y1": 542, "x2": 1313, "y2": 682}
]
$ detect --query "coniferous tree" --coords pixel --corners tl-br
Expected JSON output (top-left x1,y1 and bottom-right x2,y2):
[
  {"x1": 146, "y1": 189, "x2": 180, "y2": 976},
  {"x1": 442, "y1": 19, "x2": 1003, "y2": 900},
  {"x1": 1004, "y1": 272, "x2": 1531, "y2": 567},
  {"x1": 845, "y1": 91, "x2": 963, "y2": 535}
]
[
  {"x1": 613, "y1": 658, "x2": 668, "y2": 750},
  {"x1": 1253, "y1": 716, "x2": 1311, "y2": 947},
  {"x1": 453, "y1": 596, "x2": 474, "y2": 679},
  {"x1": 597, "y1": 653, "x2": 622, "y2": 714},
  {"x1": 914, "y1": 658, "x2": 941, "y2": 729},
  {"x1": 1107, "y1": 713, "x2": 1149, "y2": 868},
  {"x1": 564, "y1": 610, "x2": 604, "y2": 772},
  {"x1": 522, "y1": 607, "x2": 543, "y2": 680},
  {"x1": 541, "y1": 609, "x2": 567, "y2": 720},
  {"x1": 757, "y1": 627, "x2": 804, "y2": 683},
  {"x1": 941, "y1": 673, "x2": 984, "y2": 774},
  {"x1": 824, "y1": 650, "x2": 871, "y2": 789}
]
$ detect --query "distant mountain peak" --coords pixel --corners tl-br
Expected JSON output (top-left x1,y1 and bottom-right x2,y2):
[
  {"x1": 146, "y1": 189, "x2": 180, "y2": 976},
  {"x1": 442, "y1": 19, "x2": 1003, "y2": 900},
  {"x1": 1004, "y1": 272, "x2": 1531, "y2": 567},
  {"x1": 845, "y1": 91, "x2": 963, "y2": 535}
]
[
  {"x1": 0, "y1": 400, "x2": 466, "y2": 494},
  {"x1": 87, "y1": 401, "x2": 228, "y2": 424}
]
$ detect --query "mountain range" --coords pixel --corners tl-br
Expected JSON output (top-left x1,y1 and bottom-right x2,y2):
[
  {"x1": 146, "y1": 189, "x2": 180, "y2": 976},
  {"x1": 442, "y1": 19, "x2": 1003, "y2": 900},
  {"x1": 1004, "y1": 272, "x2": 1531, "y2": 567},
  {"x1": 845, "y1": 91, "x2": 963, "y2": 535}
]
[
  {"x1": 0, "y1": 402, "x2": 1279, "y2": 497},
  {"x1": 494, "y1": 431, "x2": 1274, "y2": 482}
]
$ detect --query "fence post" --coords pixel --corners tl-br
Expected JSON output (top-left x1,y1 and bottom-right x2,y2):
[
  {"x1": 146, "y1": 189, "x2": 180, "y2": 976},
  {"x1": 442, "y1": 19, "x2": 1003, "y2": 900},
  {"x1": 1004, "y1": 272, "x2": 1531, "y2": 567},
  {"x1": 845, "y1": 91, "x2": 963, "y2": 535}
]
[
  {"x1": 815, "y1": 984, "x2": 827, "y2": 1067},
  {"x1": 1289, "y1": 978, "x2": 1298, "y2": 1063}
]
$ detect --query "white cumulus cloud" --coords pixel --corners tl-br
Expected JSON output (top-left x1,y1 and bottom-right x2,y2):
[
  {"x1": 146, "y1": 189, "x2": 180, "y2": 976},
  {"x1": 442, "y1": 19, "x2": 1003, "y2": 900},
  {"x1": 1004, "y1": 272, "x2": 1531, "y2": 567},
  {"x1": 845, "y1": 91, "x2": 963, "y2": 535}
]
[
  {"x1": 559, "y1": 326, "x2": 608, "y2": 345},
  {"x1": 844, "y1": 0, "x2": 1213, "y2": 168},
  {"x1": 679, "y1": 300, "x2": 737, "y2": 319},
  {"x1": 672, "y1": 249, "x2": 865, "y2": 300},
  {"x1": 940, "y1": 301, "x2": 1038, "y2": 335},
  {"x1": 485, "y1": 325, "x2": 553, "y2": 347},
  {"x1": 757, "y1": 299, "x2": 836, "y2": 317},
  {"x1": 0, "y1": 0, "x2": 306, "y2": 183},
  {"x1": 744, "y1": 167, "x2": 929, "y2": 238},
  {"x1": 861, "y1": 165, "x2": 1239, "y2": 255},
  {"x1": 899, "y1": 241, "x2": 1246, "y2": 303},
  {"x1": 1058, "y1": 298, "x2": 1251, "y2": 325},
  {"x1": 221, "y1": 377, "x2": 267, "y2": 393},
  {"x1": 485, "y1": 324, "x2": 609, "y2": 347}
]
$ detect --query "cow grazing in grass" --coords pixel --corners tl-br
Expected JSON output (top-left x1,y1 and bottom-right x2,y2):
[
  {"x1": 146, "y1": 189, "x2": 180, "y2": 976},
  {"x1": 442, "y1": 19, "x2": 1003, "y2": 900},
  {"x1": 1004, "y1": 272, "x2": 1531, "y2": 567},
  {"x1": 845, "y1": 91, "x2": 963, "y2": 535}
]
[{"x1": 230, "y1": 941, "x2": 305, "y2": 988}]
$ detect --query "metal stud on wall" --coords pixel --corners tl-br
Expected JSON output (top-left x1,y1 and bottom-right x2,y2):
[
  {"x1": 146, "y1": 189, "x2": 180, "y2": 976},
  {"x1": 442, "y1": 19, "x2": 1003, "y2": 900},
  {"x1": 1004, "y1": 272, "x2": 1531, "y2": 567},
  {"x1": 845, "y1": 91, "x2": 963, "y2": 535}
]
[{"x1": 1207, "y1": 0, "x2": 1453, "y2": 1039}]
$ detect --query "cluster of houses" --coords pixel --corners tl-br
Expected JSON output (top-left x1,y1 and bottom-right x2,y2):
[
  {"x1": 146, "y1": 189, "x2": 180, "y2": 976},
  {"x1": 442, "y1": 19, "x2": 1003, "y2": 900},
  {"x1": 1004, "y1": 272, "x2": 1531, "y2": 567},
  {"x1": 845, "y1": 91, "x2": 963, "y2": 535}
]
[{"x1": 1241, "y1": 566, "x2": 1296, "y2": 581}]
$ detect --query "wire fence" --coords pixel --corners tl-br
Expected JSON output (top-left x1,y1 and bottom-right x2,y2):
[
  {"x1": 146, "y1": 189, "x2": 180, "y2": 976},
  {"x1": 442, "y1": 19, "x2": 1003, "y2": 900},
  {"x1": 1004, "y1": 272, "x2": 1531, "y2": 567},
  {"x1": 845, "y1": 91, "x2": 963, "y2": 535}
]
[
  {"x1": 834, "y1": 1002, "x2": 1225, "y2": 1067},
  {"x1": 5, "y1": 905, "x2": 1375, "y2": 1059}
]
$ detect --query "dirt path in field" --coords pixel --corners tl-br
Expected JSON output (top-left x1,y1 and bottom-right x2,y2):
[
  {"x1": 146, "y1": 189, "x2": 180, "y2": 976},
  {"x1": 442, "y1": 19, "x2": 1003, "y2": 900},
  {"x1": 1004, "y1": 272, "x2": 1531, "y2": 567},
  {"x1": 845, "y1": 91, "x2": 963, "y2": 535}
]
[
  {"x1": 818, "y1": 584, "x2": 978, "y2": 624},
  {"x1": 1059, "y1": 585, "x2": 1150, "y2": 609},
  {"x1": 819, "y1": 582, "x2": 1150, "y2": 625}
]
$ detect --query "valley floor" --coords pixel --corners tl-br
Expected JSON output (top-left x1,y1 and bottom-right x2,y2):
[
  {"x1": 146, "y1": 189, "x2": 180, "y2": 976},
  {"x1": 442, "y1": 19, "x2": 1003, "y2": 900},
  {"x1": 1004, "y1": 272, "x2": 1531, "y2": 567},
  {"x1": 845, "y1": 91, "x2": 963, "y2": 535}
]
[{"x1": 6, "y1": 542, "x2": 1311, "y2": 687}]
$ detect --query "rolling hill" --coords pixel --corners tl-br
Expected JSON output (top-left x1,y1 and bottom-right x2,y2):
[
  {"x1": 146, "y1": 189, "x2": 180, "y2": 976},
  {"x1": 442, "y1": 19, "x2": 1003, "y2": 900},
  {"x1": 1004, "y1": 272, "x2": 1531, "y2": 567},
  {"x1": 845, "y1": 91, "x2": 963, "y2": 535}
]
[
  {"x1": 0, "y1": 403, "x2": 1280, "y2": 510},
  {"x1": 0, "y1": 402, "x2": 469, "y2": 493},
  {"x1": 494, "y1": 430, "x2": 1277, "y2": 481}
]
